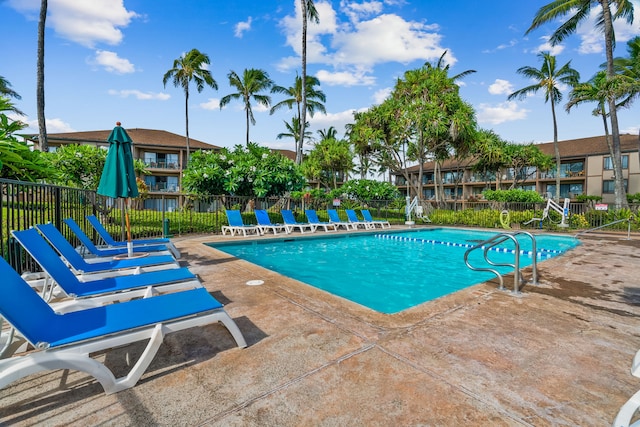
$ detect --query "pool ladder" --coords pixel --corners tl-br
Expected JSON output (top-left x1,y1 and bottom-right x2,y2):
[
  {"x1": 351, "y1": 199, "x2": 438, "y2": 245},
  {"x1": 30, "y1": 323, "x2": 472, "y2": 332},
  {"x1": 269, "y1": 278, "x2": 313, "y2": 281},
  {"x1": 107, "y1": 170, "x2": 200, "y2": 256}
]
[{"x1": 463, "y1": 231, "x2": 539, "y2": 295}]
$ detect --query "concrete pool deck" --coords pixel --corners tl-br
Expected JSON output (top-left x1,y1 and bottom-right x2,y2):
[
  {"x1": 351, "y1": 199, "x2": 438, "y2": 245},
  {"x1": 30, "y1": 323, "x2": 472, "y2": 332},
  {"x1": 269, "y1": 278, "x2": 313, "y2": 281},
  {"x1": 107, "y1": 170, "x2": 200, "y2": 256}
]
[{"x1": 2, "y1": 227, "x2": 640, "y2": 426}]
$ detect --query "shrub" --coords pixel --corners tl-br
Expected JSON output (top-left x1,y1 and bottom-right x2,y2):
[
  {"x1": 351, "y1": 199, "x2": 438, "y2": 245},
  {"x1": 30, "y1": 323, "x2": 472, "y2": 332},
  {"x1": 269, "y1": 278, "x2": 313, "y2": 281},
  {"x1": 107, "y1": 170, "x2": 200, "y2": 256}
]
[{"x1": 483, "y1": 189, "x2": 544, "y2": 203}]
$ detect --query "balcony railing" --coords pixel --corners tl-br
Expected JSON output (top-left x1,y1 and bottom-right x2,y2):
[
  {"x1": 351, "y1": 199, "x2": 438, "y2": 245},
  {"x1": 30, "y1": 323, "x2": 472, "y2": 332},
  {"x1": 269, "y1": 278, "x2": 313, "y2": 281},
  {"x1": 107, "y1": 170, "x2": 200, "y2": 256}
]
[
  {"x1": 145, "y1": 161, "x2": 180, "y2": 170},
  {"x1": 147, "y1": 184, "x2": 180, "y2": 192}
]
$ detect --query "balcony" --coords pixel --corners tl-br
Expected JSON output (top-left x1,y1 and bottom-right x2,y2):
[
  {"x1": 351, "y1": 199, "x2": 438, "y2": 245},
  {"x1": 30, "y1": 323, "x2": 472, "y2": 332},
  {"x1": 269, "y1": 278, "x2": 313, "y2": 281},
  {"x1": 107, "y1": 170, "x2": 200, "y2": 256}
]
[
  {"x1": 145, "y1": 161, "x2": 180, "y2": 170},
  {"x1": 147, "y1": 183, "x2": 180, "y2": 193}
]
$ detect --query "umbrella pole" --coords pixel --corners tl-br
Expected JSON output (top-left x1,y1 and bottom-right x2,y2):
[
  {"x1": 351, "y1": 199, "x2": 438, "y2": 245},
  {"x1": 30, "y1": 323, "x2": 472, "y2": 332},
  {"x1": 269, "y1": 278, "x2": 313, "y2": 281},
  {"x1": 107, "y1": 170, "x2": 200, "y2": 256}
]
[{"x1": 125, "y1": 198, "x2": 133, "y2": 257}]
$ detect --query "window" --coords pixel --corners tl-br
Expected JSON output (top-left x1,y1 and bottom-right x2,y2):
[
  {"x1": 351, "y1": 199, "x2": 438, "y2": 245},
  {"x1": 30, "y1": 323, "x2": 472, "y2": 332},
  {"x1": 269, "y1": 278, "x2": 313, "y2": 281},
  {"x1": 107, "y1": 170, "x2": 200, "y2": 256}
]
[
  {"x1": 546, "y1": 183, "x2": 584, "y2": 198},
  {"x1": 604, "y1": 155, "x2": 628, "y2": 170},
  {"x1": 603, "y1": 179, "x2": 628, "y2": 194}
]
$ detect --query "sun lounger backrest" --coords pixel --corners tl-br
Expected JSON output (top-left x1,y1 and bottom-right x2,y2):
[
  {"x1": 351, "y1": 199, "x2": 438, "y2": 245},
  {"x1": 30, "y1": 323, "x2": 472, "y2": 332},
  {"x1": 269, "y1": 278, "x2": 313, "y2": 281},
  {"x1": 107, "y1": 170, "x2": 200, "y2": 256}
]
[
  {"x1": 35, "y1": 223, "x2": 90, "y2": 269},
  {"x1": 345, "y1": 209, "x2": 360, "y2": 222},
  {"x1": 255, "y1": 210, "x2": 271, "y2": 225},
  {"x1": 305, "y1": 210, "x2": 320, "y2": 223},
  {"x1": 0, "y1": 257, "x2": 59, "y2": 346},
  {"x1": 281, "y1": 210, "x2": 297, "y2": 224},
  {"x1": 327, "y1": 209, "x2": 342, "y2": 222},
  {"x1": 226, "y1": 210, "x2": 245, "y2": 227},
  {"x1": 63, "y1": 218, "x2": 99, "y2": 252},
  {"x1": 86, "y1": 215, "x2": 118, "y2": 246},
  {"x1": 12, "y1": 228, "x2": 84, "y2": 295},
  {"x1": 361, "y1": 209, "x2": 373, "y2": 221}
]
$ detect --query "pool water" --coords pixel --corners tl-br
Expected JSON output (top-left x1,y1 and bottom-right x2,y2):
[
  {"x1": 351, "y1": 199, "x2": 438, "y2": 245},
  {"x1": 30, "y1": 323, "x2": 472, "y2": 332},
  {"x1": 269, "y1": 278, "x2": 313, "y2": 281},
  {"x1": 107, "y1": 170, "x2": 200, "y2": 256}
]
[{"x1": 208, "y1": 228, "x2": 580, "y2": 314}]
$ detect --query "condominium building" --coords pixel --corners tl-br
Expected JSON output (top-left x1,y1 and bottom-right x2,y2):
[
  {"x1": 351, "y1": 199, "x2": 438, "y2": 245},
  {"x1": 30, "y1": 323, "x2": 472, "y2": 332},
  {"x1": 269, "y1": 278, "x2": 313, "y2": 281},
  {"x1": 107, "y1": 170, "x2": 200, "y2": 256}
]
[
  {"x1": 29, "y1": 128, "x2": 220, "y2": 210},
  {"x1": 394, "y1": 134, "x2": 640, "y2": 204}
]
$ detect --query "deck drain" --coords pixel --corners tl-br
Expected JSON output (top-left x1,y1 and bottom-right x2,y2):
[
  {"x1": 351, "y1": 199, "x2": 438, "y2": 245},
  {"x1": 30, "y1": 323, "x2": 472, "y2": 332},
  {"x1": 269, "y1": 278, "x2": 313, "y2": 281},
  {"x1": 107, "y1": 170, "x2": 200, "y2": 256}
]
[{"x1": 246, "y1": 280, "x2": 264, "y2": 286}]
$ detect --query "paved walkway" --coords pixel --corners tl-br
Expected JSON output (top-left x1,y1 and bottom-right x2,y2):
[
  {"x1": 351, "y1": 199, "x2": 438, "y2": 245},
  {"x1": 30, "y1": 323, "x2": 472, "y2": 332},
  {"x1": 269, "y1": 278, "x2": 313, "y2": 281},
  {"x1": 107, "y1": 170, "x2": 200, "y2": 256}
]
[{"x1": 1, "y1": 228, "x2": 640, "y2": 426}]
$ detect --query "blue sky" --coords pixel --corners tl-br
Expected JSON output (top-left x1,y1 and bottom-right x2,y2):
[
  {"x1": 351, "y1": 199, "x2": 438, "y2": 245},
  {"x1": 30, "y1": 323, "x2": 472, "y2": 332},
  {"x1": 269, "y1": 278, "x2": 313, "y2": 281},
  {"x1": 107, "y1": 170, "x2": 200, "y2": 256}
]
[{"x1": 2, "y1": 0, "x2": 640, "y2": 153}]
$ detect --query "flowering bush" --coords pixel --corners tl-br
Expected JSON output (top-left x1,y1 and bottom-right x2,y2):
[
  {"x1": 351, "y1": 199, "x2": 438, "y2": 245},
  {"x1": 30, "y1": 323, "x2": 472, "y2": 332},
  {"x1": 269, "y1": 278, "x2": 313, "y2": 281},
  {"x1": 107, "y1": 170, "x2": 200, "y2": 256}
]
[{"x1": 182, "y1": 143, "x2": 306, "y2": 197}]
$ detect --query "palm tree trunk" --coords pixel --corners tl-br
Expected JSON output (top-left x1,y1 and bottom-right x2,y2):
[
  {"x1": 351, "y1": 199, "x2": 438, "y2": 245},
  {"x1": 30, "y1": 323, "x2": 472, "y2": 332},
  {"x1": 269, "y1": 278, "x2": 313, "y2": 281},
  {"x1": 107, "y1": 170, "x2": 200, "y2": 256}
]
[
  {"x1": 601, "y1": 0, "x2": 628, "y2": 209},
  {"x1": 246, "y1": 107, "x2": 250, "y2": 146},
  {"x1": 37, "y1": 0, "x2": 48, "y2": 152},
  {"x1": 298, "y1": 0, "x2": 308, "y2": 165},
  {"x1": 551, "y1": 99, "x2": 561, "y2": 201},
  {"x1": 184, "y1": 88, "x2": 190, "y2": 167}
]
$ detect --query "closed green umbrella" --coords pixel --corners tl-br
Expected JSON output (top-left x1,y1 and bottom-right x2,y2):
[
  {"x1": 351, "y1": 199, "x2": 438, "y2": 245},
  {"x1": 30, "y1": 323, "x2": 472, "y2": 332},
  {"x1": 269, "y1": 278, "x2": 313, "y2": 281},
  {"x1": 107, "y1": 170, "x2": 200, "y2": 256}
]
[{"x1": 97, "y1": 122, "x2": 139, "y2": 257}]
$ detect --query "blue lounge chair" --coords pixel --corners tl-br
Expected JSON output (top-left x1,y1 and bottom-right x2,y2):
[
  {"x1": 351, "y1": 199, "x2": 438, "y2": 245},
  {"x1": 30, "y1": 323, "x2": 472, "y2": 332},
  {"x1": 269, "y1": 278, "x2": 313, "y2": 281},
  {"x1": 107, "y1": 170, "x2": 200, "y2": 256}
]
[
  {"x1": 36, "y1": 223, "x2": 179, "y2": 277},
  {"x1": 12, "y1": 228, "x2": 201, "y2": 312},
  {"x1": 0, "y1": 256, "x2": 246, "y2": 395},
  {"x1": 255, "y1": 209, "x2": 289, "y2": 235},
  {"x1": 221, "y1": 210, "x2": 261, "y2": 237},
  {"x1": 86, "y1": 215, "x2": 180, "y2": 256},
  {"x1": 305, "y1": 210, "x2": 337, "y2": 232},
  {"x1": 360, "y1": 209, "x2": 391, "y2": 229},
  {"x1": 281, "y1": 209, "x2": 316, "y2": 233},
  {"x1": 64, "y1": 218, "x2": 177, "y2": 259},
  {"x1": 327, "y1": 209, "x2": 357, "y2": 230},
  {"x1": 345, "y1": 209, "x2": 375, "y2": 230}
]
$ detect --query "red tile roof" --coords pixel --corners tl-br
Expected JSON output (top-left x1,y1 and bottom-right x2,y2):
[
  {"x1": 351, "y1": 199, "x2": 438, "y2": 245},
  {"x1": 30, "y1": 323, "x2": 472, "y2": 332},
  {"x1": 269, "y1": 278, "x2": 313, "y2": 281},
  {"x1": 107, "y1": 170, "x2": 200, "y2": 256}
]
[
  {"x1": 29, "y1": 128, "x2": 220, "y2": 150},
  {"x1": 400, "y1": 134, "x2": 638, "y2": 173}
]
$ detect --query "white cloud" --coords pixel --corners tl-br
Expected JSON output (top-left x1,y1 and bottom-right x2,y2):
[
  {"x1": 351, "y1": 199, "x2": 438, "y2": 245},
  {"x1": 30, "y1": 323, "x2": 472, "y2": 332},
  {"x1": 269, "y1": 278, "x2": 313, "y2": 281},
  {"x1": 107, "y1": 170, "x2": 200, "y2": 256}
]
[
  {"x1": 488, "y1": 79, "x2": 514, "y2": 96},
  {"x1": 200, "y1": 98, "x2": 221, "y2": 110},
  {"x1": 108, "y1": 89, "x2": 170, "y2": 100},
  {"x1": 93, "y1": 50, "x2": 135, "y2": 74},
  {"x1": 235, "y1": 17, "x2": 252, "y2": 38},
  {"x1": 18, "y1": 115, "x2": 76, "y2": 134},
  {"x1": 576, "y1": 2, "x2": 640, "y2": 54},
  {"x1": 476, "y1": 102, "x2": 529, "y2": 125},
  {"x1": 622, "y1": 125, "x2": 639, "y2": 135},
  {"x1": 372, "y1": 87, "x2": 392, "y2": 104},
  {"x1": 534, "y1": 36, "x2": 565, "y2": 56},
  {"x1": 308, "y1": 108, "x2": 366, "y2": 135},
  {"x1": 277, "y1": 2, "x2": 451, "y2": 81},
  {"x1": 341, "y1": 0, "x2": 383, "y2": 23},
  {"x1": 316, "y1": 69, "x2": 376, "y2": 86},
  {"x1": 8, "y1": 0, "x2": 139, "y2": 48}
]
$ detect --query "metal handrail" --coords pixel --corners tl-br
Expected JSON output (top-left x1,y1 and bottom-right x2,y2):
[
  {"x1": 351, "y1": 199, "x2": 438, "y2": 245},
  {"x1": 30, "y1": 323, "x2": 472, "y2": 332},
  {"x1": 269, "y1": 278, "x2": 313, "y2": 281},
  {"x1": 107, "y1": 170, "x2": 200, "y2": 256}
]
[
  {"x1": 575, "y1": 217, "x2": 632, "y2": 240},
  {"x1": 464, "y1": 231, "x2": 540, "y2": 294},
  {"x1": 464, "y1": 233, "x2": 521, "y2": 294}
]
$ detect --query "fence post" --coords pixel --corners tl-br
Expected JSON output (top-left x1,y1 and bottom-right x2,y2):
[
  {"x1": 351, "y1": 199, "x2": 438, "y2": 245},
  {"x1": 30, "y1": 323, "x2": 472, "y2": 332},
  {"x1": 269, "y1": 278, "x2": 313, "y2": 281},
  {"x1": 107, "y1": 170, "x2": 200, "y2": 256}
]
[{"x1": 54, "y1": 186, "x2": 62, "y2": 230}]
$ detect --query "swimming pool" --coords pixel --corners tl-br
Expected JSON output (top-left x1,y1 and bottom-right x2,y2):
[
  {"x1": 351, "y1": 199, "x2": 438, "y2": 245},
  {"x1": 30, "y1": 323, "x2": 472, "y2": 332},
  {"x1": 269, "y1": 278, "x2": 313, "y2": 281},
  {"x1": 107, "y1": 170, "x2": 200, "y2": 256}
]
[{"x1": 207, "y1": 228, "x2": 580, "y2": 314}]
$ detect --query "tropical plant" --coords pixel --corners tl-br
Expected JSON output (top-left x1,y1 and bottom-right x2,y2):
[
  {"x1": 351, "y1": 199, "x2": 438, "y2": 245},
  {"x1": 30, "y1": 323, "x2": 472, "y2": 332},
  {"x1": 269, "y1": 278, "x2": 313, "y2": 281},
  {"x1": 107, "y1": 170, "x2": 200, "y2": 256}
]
[
  {"x1": 163, "y1": 48, "x2": 218, "y2": 165},
  {"x1": 0, "y1": 98, "x2": 57, "y2": 181},
  {"x1": 527, "y1": 0, "x2": 635, "y2": 208},
  {"x1": 276, "y1": 116, "x2": 312, "y2": 144},
  {"x1": 301, "y1": 134, "x2": 353, "y2": 190},
  {"x1": 182, "y1": 143, "x2": 306, "y2": 197},
  {"x1": 220, "y1": 68, "x2": 273, "y2": 146},
  {"x1": 37, "y1": 0, "x2": 48, "y2": 152},
  {"x1": 270, "y1": 74, "x2": 326, "y2": 163},
  {"x1": 507, "y1": 52, "x2": 580, "y2": 201},
  {"x1": 330, "y1": 179, "x2": 401, "y2": 201},
  {"x1": 0, "y1": 76, "x2": 23, "y2": 115},
  {"x1": 393, "y1": 62, "x2": 477, "y2": 202},
  {"x1": 482, "y1": 189, "x2": 544, "y2": 203},
  {"x1": 299, "y1": 0, "x2": 319, "y2": 165}
]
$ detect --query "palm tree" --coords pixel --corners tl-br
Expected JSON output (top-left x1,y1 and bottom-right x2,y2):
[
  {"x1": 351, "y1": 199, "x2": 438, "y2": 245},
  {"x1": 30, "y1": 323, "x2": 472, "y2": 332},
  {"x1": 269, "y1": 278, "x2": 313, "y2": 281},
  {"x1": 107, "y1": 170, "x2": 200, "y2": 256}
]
[
  {"x1": 220, "y1": 68, "x2": 273, "y2": 146},
  {"x1": 37, "y1": 0, "x2": 48, "y2": 152},
  {"x1": 299, "y1": 0, "x2": 319, "y2": 165},
  {"x1": 566, "y1": 71, "x2": 617, "y2": 156},
  {"x1": 0, "y1": 76, "x2": 23, "y2": 115},
  {"x1": 163, "y1": 49, "x2": 217, "y2": 165},
  {"x1": 527, "y1": 0, "x2": 634, "y2": 207},
  {"x1": 271, "y1": 74, "x2": 326, "y2": 163},
  {"x1": 508, "y1": 52, "x2": 579, "y2": 201},
  {"x1": 426, "y1": 50, "x2": 477, "y2": 81},
  {"x1": 613, "y1": 36, "x2": 640, "y2": 169},
  {"x1": 276, "y1": 116, "x2": 311, "y2": 143}
]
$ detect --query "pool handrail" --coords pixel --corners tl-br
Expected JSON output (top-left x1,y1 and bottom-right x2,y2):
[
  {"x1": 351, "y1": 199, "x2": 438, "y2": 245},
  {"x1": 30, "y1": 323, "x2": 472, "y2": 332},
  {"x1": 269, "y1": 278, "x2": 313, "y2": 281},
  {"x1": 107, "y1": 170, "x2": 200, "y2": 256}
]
[{"x1": 464, "y1": 231, "x2": 539, "y2": 295}]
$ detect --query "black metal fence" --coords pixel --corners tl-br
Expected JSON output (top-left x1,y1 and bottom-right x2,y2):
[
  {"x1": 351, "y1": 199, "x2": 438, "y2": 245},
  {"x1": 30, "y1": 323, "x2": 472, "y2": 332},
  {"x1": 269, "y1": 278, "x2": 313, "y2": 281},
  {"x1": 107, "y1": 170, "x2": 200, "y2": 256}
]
[{"x1": 2, "y1": 178, "x2": 638, "y2": 274}]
